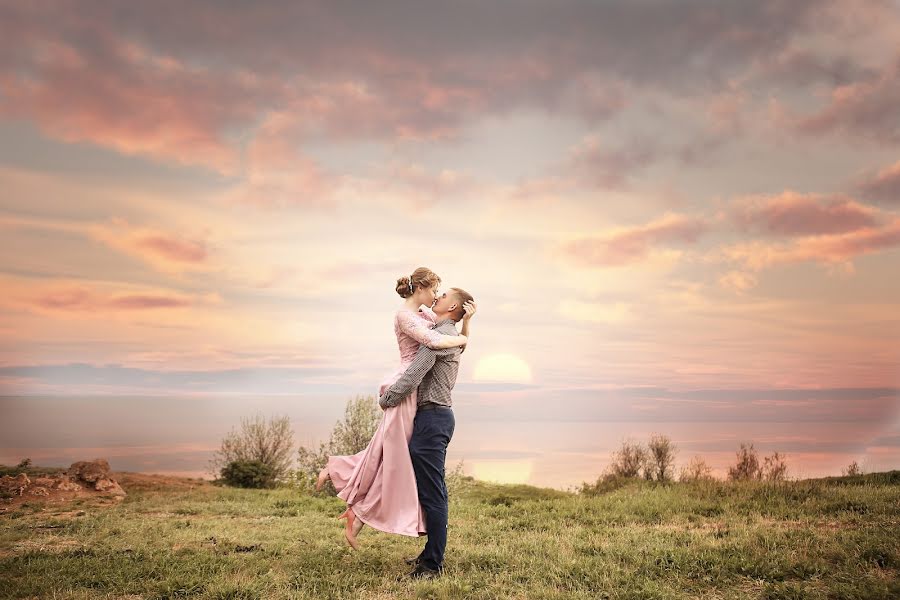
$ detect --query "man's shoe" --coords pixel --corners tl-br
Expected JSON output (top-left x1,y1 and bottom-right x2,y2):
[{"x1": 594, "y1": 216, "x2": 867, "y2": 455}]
[
  {"x1": 404, "y1": 555, "x2": 421, "y2": 566},
  {"x1": 408, "y1": 564, "x2": 441, "y2": 580}
]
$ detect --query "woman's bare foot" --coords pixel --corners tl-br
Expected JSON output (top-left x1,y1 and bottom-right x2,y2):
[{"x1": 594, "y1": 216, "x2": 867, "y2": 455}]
[
  {"x1": 316, "y1": 467, "x2": 330, "y2": 491},
  {"x1": 352, "y1": 513, "x2": 365, "y2": 538},
  {"x1": 338, "y1": 508, "x2": 361, "y2": 550}
]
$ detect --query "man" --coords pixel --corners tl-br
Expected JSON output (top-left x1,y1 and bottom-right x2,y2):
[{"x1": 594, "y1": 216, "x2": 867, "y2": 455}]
[{"x1": 379, "y1": 287, "x2": 476, "y2": 580}]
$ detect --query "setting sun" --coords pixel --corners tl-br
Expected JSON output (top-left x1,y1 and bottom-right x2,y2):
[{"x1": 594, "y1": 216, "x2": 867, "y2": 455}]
[{"x1": 472, "y1": 353, "x2": 534, "y2": 384}]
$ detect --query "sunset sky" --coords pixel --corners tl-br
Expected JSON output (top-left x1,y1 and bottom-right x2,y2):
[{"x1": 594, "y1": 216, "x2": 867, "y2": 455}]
[{"x1": 1, "y1": 1, "x2": 899, "y2": 488}]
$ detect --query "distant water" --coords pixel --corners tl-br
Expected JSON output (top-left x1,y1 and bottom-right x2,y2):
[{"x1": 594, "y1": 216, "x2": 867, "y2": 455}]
[{"x1": 1, "y1": 394, "x2": 898, "y2": 488}]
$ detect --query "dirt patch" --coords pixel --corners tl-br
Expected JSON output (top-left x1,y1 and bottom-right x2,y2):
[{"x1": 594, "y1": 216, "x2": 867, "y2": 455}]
[{"x1": 0, "y1": 467, "x2": 213, "y2": 517}]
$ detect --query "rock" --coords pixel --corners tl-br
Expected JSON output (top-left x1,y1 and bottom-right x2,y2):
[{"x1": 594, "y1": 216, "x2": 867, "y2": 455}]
[
  {"x1": 94, "y1": 478, "x2": 126, "y2": 496},
  {"x1": 32, "y1": 477, "x2": 56, "y2": 487},
  {"x1": 68, "y1": 459, "x2": 111, "y2": 484},
  {"x1": 28, "y1": 486, "x2": 49, "y2": 496},
  {"x1": 0, "y1": 473, "x2": 31, "y2": 496},
  {"x1": 56, "y1": 478, "x2": 83, "y2": 492}
]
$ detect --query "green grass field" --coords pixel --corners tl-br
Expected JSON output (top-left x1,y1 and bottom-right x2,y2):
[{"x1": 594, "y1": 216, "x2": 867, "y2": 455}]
[{"x1": 1, "y1": 470, "x2": 898, "y2": 599}]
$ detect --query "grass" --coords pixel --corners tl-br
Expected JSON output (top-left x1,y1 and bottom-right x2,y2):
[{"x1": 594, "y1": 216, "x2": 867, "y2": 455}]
[{"x1": 1, "y1": 470, "x2": 898, "y2": 599}]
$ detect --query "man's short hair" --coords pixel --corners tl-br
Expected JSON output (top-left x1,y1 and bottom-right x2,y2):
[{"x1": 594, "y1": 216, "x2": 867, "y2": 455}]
[{"x1": 449, "y1": 287, "x2": 474, "y2": 320}]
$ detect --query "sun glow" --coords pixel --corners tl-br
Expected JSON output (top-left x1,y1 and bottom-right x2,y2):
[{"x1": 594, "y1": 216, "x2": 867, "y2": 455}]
[
  {"x1": 471, "y1": 460, "x2": 533, "y2": 485},
  {"x1": 472, "y1": 353, "x2": 533, "y2": 383}
]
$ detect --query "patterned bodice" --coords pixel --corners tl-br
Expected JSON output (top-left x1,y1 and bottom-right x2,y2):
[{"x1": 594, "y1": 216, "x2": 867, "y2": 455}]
[{"x1": 393, "y1": 305, "x2": 442, "y2": 364}]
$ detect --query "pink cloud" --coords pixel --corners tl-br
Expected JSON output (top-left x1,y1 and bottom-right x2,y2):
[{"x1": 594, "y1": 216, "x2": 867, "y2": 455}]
[
  {"x1": 106, "y1": 295, "x2": 194, "y2": 310},
  {"x1": 561, "y1": 213, "x2": 709, "y2": 267},
  {"x1": 732, "y1": 191, "x2": 882, "y2": 236},
  {"x1": 719, "y1": 217, "x2": 900, "y2": 274},
  {"x1": 750, "y1": 46, "x2": 878, "y2": 88},
  {"x1": 24, "y1": 284, "x2": 196, "y2": 315},
  {"x1": 88, "y1": 218, "x2": 212, "y2": 273},
  {"x1": 135, "y1": 235, "x2": 207, "y2": 264},
  {"x1": 563, "y1": 134, "x2": 659, "y2": 189},
  {"x1": 0, "y1": 0, "x2": 861, "y2": 176},
  {"x1": 0, "y1": 32, "x2": 256, "y2": 175},
  {"x1": 856, "y1": 159, "x2": 900, "y2": 206},
  {"x1": 787, "y1": 57, "x2": 900, "y2": 144}
]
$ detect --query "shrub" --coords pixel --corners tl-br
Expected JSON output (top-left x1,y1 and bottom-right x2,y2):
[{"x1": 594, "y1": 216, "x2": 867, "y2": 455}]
[
  {"x1": 762, "y1": 451, "x2": 788, "y2": 481},
  {"x1": 446, "y1": 460, "x2": 474, "y2": 494},
  {"x1": 609, "y1": 438, "x2": 649, "y2": 478},
  {"x1": 210, "y1": 412, "x2": 295, "y2": 483},
  {"x1": 727, "y1": 443, "x2": 788, "y2": 482},
  {"x1": 647, "y1": 433, "x2": 678, "y2": 482},
  {"x1": 579, "y1": 473, "x2": 645, "y2": 495},
  {"x1": 680, "y1": 455, "x2": 715, "y2": 482},
  {"x1": 0, "y1": 458, "x2": 32, "y2": 478},
  {"x1": 220, "y1": 460, "x2": 277, "y2": 489},
  {"x1": 295, "y1": 395, "x2": 381, "y2": 493},
  {"x1": 842, "y1": 461, "x2": 862, "y2": 476},
  {"x1": 728, "y1": 443, "x2": 761, "y2": 481}
]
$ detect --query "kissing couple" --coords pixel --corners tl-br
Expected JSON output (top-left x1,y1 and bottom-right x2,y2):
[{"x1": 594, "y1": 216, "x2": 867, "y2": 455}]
[{"x1": 316, "y1": 266, "x2": 476, "y2": 580}]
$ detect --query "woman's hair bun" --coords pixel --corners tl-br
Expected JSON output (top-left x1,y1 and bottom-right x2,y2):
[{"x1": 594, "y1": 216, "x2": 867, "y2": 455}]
[
  {"x1": 396, "y1": 276, "x2": 413, "y2": 298},
  {"x1": 395, "y1": 268, "x2": 440, "y2": 299}
]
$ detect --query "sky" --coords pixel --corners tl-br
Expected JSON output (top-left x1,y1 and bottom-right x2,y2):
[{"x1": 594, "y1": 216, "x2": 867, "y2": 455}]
[{"x1": 1, "y1": 0, "x2": 899, "y2": 488}]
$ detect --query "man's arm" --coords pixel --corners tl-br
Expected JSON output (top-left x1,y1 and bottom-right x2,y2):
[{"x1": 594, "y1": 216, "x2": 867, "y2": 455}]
[{"x1": 379, "y1": 345, "x2": 454, "y2": 409}]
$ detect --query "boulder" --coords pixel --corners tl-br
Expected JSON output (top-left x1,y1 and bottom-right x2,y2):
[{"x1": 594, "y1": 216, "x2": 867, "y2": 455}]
[
  {"x1": 56, "y1": 477, "x2": 83, "y2": 492},
  {"x1": 68, "y1": 459, "x2": 111, "y2": 484},
  {"x1": 94, "y1": 478, "x2": 126, "y2": 496},
  {"x1": 28, "y1": 486, "x2": 49, "y2": 496},
  {"x1": 0, "y1": 473, "x2": 31, "y2": 496}
]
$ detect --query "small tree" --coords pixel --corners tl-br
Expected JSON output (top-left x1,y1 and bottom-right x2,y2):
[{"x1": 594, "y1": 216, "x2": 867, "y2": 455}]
[
  {"x1": 296, "y1": 395, "x2": 382, "y2": 493},
  {"x1": 761, "y1": 451, "x2": 788, "y2": 482},
  {"x1": 608, "y1": 438, "x2": 648, "y2": 479},
  {"x1": 843, "y1": 461, "x2": 862, "y2": 476},
  {"x1": 680, "y1": 455, "x2": 715, "y2": 482},
  {"x1": 727, "y1": 443, "x2": 761, "y2": 481},
  {"x1": 210, "y1": 412, "x2": 295, "y2": 484},
  {"x1": 647, "y1": 433, "x2": 678, "y2": 482}
]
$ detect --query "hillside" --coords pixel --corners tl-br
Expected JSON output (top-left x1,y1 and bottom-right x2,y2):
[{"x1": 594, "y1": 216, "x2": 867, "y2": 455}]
[{"x1": 1, "y1": 467, "x2": 898, "y2": 599}]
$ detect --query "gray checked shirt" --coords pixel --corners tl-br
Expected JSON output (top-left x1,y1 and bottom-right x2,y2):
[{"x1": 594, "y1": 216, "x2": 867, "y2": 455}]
[{"x1": 379, "y1": 318, "x2": 462, "y2": 409}]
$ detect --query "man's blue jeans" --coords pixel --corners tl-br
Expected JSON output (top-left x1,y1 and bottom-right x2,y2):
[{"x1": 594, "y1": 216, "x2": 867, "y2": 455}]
[{"x1": 409, "y1": 406, "x2": 455, "y2": 571}]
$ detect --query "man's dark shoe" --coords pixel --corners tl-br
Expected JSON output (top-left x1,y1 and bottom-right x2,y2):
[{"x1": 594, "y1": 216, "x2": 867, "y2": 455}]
[
  {"x1": 404, "y1": 556, "x2": 421, "y2": 566},
  {"x1": 408, "y1": 564, "x2": 441, "y2": 580}
]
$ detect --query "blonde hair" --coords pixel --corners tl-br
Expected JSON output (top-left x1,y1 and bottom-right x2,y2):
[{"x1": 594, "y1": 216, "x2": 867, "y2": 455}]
[{"x1": 395, "y1": 267, "x2": 441, "y2": 299}]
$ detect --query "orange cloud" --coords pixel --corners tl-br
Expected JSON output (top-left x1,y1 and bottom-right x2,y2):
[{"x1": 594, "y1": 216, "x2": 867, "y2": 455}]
[
  {"x1": 857, "y1": 159, "x2": 900, "y2": 206},
  {"x1": 732, "y1": 191, "x2": 882, "y2": 236},
  {"x1": 0, "y1": 33, "x2": 250, "y2": 175},
  {"x1": 787, "y1": 57, "x2": 900, "y2": 144},
  {"x1": 88, "y1": 218, "x2": 212, "y2": 274},
  {"x1": 718, "y1": 217, "x2": 900, "y2": 279},
  {"x1": 22, "y1": 284, "x2": 203, "y2": 315},
  {"x1": 561, "y1": 213, "x2": 709, "y2": 267}
]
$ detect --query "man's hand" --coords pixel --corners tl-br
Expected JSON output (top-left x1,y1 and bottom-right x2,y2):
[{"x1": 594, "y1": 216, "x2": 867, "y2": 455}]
[{"x1": 462, "y1": 300, "x2": 477, "y2": 321}]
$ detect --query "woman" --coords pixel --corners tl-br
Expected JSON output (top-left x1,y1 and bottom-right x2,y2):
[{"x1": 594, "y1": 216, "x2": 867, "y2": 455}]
[{"x1": 316, "y1": 267, "x2": 472, "y2": 549}]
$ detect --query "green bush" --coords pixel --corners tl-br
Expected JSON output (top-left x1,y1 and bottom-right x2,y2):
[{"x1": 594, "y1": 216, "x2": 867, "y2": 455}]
[{"x1": 219, "y1": 460, "x2": 277, "y2": 489}]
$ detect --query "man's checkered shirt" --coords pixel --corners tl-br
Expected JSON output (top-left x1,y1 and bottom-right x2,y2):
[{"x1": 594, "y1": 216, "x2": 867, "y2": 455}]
[{"x1": 379, "y1": 318, "x2": 461, "y2": 409}]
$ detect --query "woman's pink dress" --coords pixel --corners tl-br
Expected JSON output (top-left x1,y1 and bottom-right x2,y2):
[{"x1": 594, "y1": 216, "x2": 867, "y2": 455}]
[{"x1": 325, "y1": 306, "x2": 448, "y2": 537}]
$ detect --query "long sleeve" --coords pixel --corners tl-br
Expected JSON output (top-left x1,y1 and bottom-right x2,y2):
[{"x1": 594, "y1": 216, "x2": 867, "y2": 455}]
[
  {"x1": 396, "y1": 309, "x2": 445, "y2": 349},
  {"x1": 379, "y1": 345, "x2": 456, "y2": 408}
]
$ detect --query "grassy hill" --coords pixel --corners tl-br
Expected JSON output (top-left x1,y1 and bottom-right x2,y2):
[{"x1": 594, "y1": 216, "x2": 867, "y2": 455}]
[{"x1": 1, "y1": 468, "x2": 898, "y2": 599}]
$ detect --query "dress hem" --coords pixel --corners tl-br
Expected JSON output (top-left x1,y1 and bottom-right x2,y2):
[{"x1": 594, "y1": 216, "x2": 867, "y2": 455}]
[{"x1": 353, "y1": 507, "x2": 425, "y2": 538}]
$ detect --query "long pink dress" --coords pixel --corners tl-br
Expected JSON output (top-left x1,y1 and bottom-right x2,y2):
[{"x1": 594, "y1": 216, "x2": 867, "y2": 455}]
[{"x1": 325, "y1": 306, "x2": 448, "y2": 537}]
